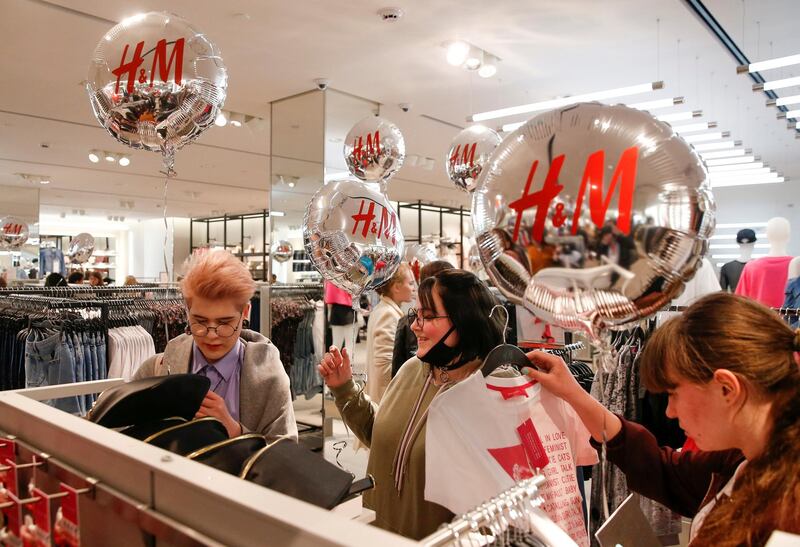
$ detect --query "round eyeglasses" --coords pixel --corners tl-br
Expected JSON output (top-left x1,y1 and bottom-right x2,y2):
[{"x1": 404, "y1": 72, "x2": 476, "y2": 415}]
[
  {"x1": 407, "y1": 307, "x2": 449, "y2": 327},
  {"x1": 188, "y1": 314, "x2": 241, "y2": 338}
]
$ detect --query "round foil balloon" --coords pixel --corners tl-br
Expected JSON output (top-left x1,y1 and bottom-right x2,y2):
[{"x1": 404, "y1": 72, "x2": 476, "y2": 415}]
[
  {"x1": 86, "y1": 12, "x2": 227, "y2": 163},
  {"x1": 446, "y1": 125, "x2": 502, "y2": 193},
  {"x1": 344, "y1": 117, "x2": 405, "y2": 183},
  {"x1": 472, "y1": 102, "x2": 715, "y2": 338},
  {"x1": 304, "y1": 179, "x2": 404, "y2": 295},
  {"x1": 404, "y1": 243, "x2": 437, "y2": 266},
  {"x1": 0, "y1": 217, "x2": 29, "y2": 250},
  {"x1": 271, "y1": 240, "x2": 293, "y2": 263},
  {"x1": 68, "y1": 233, "x2": 95, "y2": 264},
  {"x1": 467, "y1": 244, "x2": 483, "y2": 273}
]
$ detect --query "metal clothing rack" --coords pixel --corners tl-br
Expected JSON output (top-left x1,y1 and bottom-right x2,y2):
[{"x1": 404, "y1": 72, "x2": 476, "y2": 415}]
[{"x1": 421, "y1": 475, "x2": 547, "y2": 547}]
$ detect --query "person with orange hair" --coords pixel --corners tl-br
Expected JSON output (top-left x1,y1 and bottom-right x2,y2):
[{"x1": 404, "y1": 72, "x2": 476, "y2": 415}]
[{"x1": 133, "y1": 251, "x2": 297, "y2": 442}]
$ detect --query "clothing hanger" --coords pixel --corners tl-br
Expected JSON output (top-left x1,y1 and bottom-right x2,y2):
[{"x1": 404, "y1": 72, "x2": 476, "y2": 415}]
[{"x1": 482, "y1": 305, "x2": 530, "y2": 377}]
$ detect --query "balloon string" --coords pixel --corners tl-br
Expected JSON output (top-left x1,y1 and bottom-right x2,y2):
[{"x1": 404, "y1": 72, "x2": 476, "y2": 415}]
[{"x1": 161, "y1": 152, "x2": 176, "y2": 283}]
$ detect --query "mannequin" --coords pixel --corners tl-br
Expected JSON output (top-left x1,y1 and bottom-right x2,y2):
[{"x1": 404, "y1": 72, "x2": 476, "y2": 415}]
[
  {"x1": 719, "y1": 229, "x2": 756, "y2": 292},
  {"x1": 735, "y1": 217, "x2": 793, "y2": 307}
]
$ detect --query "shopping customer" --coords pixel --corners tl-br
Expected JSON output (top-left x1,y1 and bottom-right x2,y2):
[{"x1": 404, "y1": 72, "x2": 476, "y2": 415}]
[
  {"x1": 364, "y1": 263, "x2": 415, "y2": 402},
  {"x1": 87, "y1": 271, "x2": 104, "y2": 286},
  {"x1": 133, "y1": 251, "x2": 297, "y2": 442},
  {"x1": 391, "y1": 260, "x2": 454, "y2": 378},
  {"x1": 318, "y1": 269, "x2": 503, "y2": 539},
  {"x1": 523, "y1": 292, "x2": 800, "y2": 546},
  {"x1": 324, "y1": 280, "x2": 357, "y2": 349},
  {"x1": 44, "y1": 272, "x2": 67, "y2": 287},
  {"x1": 68, "y1": 271, "x2": 84, "y2": 284}
]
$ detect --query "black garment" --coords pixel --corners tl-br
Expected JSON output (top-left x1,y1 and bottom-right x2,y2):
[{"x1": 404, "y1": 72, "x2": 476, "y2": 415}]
[
  {"x1": 391, "y1": 315, "x2": 416, "y2": 378},
  {"x1": 328, "y1": 303, "x2": 355, "y2": 326},
  {"x1": 720, "y1": 260, "x2": 747, "y2": 292}
]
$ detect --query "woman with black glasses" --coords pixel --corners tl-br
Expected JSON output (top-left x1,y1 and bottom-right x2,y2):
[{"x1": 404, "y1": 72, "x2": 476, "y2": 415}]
[
  {"x1": 318, "y1": 269, "x2": 503, "y2": 539},
  {"x1": 133, "y1": 251, "x2": 296, "y2": 442}
]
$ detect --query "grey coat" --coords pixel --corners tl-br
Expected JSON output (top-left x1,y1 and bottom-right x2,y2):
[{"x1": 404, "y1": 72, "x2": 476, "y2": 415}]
[{"x1": 132, "y1": 330, "x2": 298, "y2": 442}]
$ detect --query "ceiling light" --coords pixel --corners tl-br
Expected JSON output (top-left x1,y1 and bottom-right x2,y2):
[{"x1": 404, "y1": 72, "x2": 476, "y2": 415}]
[
  {"x1": 446, "y1": 41, "x2": 470, "y2": 66},
  {"x1": 470, "y1": 81, "x2": 664, "y2": 122},
  {"x1": 693, "y1": 140, "x2": 737, "y2": 151},
  {"x1": 39, "y1": 177, "x2": 50, "y2": 185},
  {"x1": 753, "y1": 76, "x2": 800, "y2": 92},
  {"x1": 705, "y1": 155, "x2": 757, "y2": 167},
  {"x1": 478, "y1": 55, "x2": 498, "y2": 78},
  {"x1": 711, "y1": 176, "x2": 784, "y2": 188},
  {"x1": 656, "y1": 110, "x2": 702, "y2": 122},
  {"x1": 671, "y1": 122, "x2": 717, "y2": 133},
  {"x1": 229, "y1": 113, "x2": 244, "y2": 127},
  {"x1": 716, "y1": 222, "x2": 769, "y2": 228},
  {"x1": 270, "y1": 210, "x2": 286, "y2": 217},
  {"x1": 708, "y1": 162, "x2": 765, "y2": 172},
  {"x1": 214, "y1": 110, "x2": 228, "y2": 127},
  {"x1": 464, "y1": 48, "x2": 482, "y2": 70},
  {"x1": 118, "y1": 154, "x2": 130, "y2": 166},
  {"x1": 88, "y1": 150, "x2": 100, "y2": 163},
  {"x1": 501, "y1": 121, "x2": 524, "y2": 132},
  {"x1": 738, "y1": 53, "x2": 800, "y2": 74},
  {"x1": 710, "y1": 243, "x2": 769, "y2": 249},
  {"x1": 709, "y1": 169, "x2": 778, "y2": 181},
  {"x1": 683, "y1": 131, "x2": 729, "y2": 143},
  {"x1": 104, "y1": 152, "x2": 116, "y2": 162},
  {"x1": 709, "y1": 232, "x2": 766, "y2": 239},
  {"x1": 627, "y1": 97, "x2": 684, "y2": 110},
  {"x1": 767, "y1": 94, "x2": 800, "y2": 107},
  {"x1": 785, "y1": 109, "x2": 800, "y2": 119},
  {"x1": 700, "y1": 149, "x2": 748, "y2": 160},
  {"x1": 708, "y1": 167, "x2": 771, "y2": 177}
]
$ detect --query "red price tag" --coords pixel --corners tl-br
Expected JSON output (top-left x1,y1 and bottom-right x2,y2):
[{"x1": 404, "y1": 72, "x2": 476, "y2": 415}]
[
  {"x1": 0, "y1": 440, "x2": 18, "y2": 497},
  {"x1": 1, "y1": 492, "x2": 22, "y2": 545},
  {"x1": 25, "y1": 487, "x2": 51, "y2": 547},
  {"x1": 54, "y1": 484, "x2": 80, "y2": 547},
  {"x1": 517, "y1": 418, "x2": 549, "y2": 470}
]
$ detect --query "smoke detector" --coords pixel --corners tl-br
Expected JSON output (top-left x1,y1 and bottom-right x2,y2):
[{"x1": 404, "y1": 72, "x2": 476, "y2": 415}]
[{"x1": 377, "y1": 7, "x2": 404, "y2": 22}]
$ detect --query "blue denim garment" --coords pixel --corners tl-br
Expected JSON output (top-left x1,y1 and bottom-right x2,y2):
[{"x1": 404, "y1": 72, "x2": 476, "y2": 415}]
[
  {"x1": 24, "y1": 331, "x2": 81, "y2": 414},
  {"x1": 785, "y1": 277, "x2": 800, "y2": 328},
  {"x1": 96, "y1": 333, "x2": 107, "y2": 380},
  {"x1": 67, "y1": 333, "x2": 86, "y2": 415}
]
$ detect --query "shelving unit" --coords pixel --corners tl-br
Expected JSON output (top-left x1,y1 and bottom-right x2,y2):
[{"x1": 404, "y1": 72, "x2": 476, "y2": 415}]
[
  {"x1": 397, "y1": 201, "x2": 470, "y2": 268},
  {"x1": 39, "y1": 234, "x2": 117, "y2": 276},
  {"x1": 190, "y1": 210, "x2": 272, "y2": 281}
]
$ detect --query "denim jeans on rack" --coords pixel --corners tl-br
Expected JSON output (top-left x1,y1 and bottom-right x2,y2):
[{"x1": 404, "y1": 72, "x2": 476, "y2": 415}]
[{"x1": 24, "y1": 330, "x2": 81, "y2": 414}]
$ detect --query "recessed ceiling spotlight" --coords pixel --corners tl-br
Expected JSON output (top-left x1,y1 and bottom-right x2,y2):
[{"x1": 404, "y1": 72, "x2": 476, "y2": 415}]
[
  {"x1": 104, "y1": 151, "x2": 116, "y2": 162},
  {"x1": 118, "y1": 154, "x2": 131, "y2": 166},
  {"x1": 446, "y1": 41, "x2": 470, "y2": 66},
  {"x1": 478, "y1": 55, "x2": 498, "y2": 78},
  {"x1": 88, "y1": 150, "x2": 100, "y2": 163},
  {"x1": 214, "y1": 110, "x2": 228, "y2": 127},
  {"x1": 464, "y1": 47, "x2": 482, "y2": 70},
  {"x1": 229, "y1": 113, "x2": 245, "y2": 127},
  {"x1": 39, "y1": 177, "x2": 50, "y2": 185}
]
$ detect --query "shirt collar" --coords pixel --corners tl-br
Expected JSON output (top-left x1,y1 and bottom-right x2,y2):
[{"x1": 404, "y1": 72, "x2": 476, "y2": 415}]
[{"x1": 191, "y1": 339, "x2": 243, "y2": 382}]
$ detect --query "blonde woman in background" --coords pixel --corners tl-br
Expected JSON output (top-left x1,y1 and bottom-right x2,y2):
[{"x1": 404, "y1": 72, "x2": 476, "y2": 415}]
[
  {"x1": 124, "y1": 275, "x2": 138, "y2": 285},
  {"x1": 365, "y1": 263, "x2": 415, "y2": 402}
]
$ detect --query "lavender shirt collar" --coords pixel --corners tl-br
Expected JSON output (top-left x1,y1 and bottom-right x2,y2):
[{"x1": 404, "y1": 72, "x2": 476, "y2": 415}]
[{"x1": 191, "y1": 339, "x2": 243, "y2": 422}]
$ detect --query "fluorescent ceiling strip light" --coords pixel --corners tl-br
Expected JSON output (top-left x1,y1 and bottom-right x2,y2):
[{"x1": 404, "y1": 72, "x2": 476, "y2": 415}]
[
  {"x1": 712, "y1": 254, "x2": 768, "y2": 259},
  {"x1": 627, "y1": 97, "x2": 683, "y2": 110},
  {"x1": 709, "y1": 170, "x2": 779, "y2": 182},
  {"x1": 657, "y1": 110, "x2": 702, "y2": 122},
  {"x1": 785, "y1": 109, "x2": 800, "y2": 119},
  {"x1": 710, "y1": 243, "x2": 770, "y2": 249},
  {"x1": 716, "y1": 222, "x2": 768, "y2": 228},
  {"x1": 709, "y1": 232, "x2": 766, "y2": 240},
  {"x1": 768, "y1": 94, "x2": 800, "y2": 107},
  {"x1": 711, "y1": 176, "x2": 784, "y2": 188},
  {"x1": 754, "y1": 76, "x2": 800, "y2": 92},
  {"x1": 708, "y1": 167, "x2": 771, "y2": 177},
  {"x1": 683, "y1": 131, "x2": 727, "y2": 143},
  {"x1": 701, "y1": 149, "x2": 747, "y2": 160},
  {"x1": 501, "y1": 121, "x2": 524, "y2": 132},
  {"x1": 469, "y1": 81, "x2": 663, "y2": 122},
  {"x1": 671, "y1": 122, "x2": 717, "y2": 133},
  {"x1": 738, "y1": 53, "x2": 800, "y2": 73},
  {"x1": 708, "y1": 162, "x2": 764, "y2": 172},
  {"x1": 693, "y1": 141, "x2": 736, "y2": 151},
  {"x1": 704, "y1": 155, "x2": 756, "y2": 166}
]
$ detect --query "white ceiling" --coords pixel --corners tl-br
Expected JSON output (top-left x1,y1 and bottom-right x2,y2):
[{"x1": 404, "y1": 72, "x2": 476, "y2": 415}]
[{"x1": 1, "y1": 0, "x2": 800, "y2": 239}]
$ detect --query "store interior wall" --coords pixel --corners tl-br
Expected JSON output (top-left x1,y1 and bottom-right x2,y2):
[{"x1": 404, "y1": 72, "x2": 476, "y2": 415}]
[{"x1": 0, "y1": 185, "x2": 39, "y2": 280}]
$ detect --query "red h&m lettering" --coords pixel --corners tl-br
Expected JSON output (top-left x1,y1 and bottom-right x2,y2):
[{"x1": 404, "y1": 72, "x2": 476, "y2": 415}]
[
  {"x1": 449, "y1": 142, "x2": 477, "y2": 169},
  {"x1": 571, "y1": 146, "x2": 638, "y2": 236},
  {"x1": 377, "y1": 206, "x2": 398, "y2": 245},
  {"x1": 351, "y1": 199, "x2": 377, "y2": 239},
  {"x1": 508, "y1": 146, "x2": 639, "y2": 243},
  {"x1": 112, "y1": 38, "x2": 185, "y2": 94},
  {"x1": 3, "y1": 223, "x2": 23, "y2": 235},
  {"x1": 352, "y1": 132, "x2": 381, "y2": 167}
]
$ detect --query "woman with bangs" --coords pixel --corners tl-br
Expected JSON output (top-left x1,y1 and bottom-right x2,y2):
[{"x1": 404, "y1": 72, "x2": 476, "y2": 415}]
[
  {"x1": 524, "y1": 292, "x2": 800, "y2": 546},
  {"x1": 318, "y1": 269, "x2": 504, "y2": 538},
  {"x1": 133, "y1": 251, "x2": 297, "y2": 442}
]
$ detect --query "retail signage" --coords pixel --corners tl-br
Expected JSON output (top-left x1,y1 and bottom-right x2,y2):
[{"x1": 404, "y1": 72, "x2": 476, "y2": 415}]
[
  {"x1": 25, "y1": 487, "x2": 51, "y2": 547},
  {"x1": 112, "y1": 38, "x2": 186, "y2": 95},
  {"x1": 508, "y1": 146, "x2": 639, "y2": 243},
  {"x1": 0, "y1": 493, "x2": 22, "y2": 546},
  {"x1": 0, "y1": 439, "x2": 18, "y2": 496},
  {"x1": 1, "y1": 222, "x2": 25, "y2": 236},
  {"x1": 350, "y1": 131, "x2": 381, "y2": 168},
  {"x1": 54, "y1": 484, "x2": 81, "y2": 547},
  {"x1": 349, "y1": 197, "x2": 399, "y2": 246}
]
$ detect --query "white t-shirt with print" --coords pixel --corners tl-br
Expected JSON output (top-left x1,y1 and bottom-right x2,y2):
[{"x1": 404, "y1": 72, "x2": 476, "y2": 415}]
[{"x1": 425, "y1": 371, "x2": 598, "y2": 547}]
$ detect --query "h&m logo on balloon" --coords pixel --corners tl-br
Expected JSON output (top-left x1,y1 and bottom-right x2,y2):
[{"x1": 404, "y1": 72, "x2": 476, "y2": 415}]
[
  {"x1": 449, "y1": 142, "x2": 477, "y2": 170},
  {"x1": 2, "y1": 222, "x2": 25, "y2": 235},
  {"x1": 350, "y1": 131, "x2": 381, "y2": 168},
  {"x1": 509, "y1": 146, "x2": 639, "y2": 243},
  {"x1": 112, "y1": 38, "x2": 185, "y2": 95},
  {"x1": 350, "y1": 197, "x2": 398, "y2": 246}
]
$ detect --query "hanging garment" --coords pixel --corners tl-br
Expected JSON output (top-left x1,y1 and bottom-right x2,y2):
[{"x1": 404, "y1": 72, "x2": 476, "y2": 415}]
[
  {"x1": 719, "y1": 260, "x2": 747, "y2": 292},
  {"x1": 107, "y1": 325, "x2": 156, "y2": 380},
  {"x1": 425, "y1": 371, "x2": 597, "y2": 547},
  {"x1": 38, "y1": 247, "x2": 65, "y2": 276},
  {"x1": 735, "y1": 255, "x2": 793, "y2": 307},
  {"x1": 784, "y1": 277, "x2": 800, "y2": 327}
]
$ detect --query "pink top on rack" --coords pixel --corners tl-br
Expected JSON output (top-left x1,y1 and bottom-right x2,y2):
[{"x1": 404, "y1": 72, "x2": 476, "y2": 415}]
[
  {"x1": 734, "y1": 255, "x2": 792, "y2": 307},
  {"x1": 324, "y1": 281, "x2": 352, "y2": 307}
]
